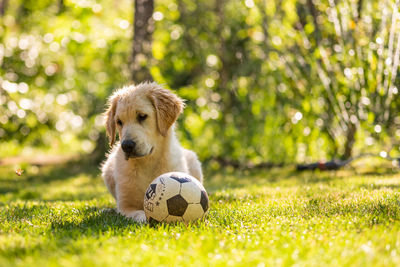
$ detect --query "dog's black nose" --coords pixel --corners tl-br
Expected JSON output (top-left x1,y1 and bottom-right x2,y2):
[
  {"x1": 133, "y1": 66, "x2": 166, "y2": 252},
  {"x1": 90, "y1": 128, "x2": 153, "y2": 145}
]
[{"x1": 121, "y1": 140, "x2": 136, "y2": 154}]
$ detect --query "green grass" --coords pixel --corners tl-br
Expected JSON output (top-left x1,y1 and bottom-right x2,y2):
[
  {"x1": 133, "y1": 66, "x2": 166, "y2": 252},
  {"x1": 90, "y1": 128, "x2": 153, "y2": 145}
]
[{"x1": 1, "y1": 160, "x2": 400, "y2": 266}]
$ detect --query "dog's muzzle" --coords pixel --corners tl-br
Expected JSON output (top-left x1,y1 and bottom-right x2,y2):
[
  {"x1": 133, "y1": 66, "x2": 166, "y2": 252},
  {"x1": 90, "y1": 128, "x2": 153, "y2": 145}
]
[
  {"x1": 121, "y1": 139, "x2": 153, "y2": 160},
  {"x1": 121, "y1": 139, "x2": 136, "y2": 155}
]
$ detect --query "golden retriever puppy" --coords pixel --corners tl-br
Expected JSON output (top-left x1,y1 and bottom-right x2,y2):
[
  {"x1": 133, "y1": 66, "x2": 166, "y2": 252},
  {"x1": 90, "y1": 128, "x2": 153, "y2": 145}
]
[{"x1": 101, "y1": 82, "x2": 203, "y2": 223}]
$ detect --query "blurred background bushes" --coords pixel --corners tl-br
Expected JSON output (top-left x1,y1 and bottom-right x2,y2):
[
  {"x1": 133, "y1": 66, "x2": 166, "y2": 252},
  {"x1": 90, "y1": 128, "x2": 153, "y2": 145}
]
[{"x1": 1, "y1": 0, "x2": 399, "y2": 168}]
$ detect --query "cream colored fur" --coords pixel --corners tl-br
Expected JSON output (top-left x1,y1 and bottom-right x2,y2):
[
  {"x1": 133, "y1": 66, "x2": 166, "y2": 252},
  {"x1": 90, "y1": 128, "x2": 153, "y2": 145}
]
[{"x1": 101, "y1": 82, "x2": 203, "y2": 223}]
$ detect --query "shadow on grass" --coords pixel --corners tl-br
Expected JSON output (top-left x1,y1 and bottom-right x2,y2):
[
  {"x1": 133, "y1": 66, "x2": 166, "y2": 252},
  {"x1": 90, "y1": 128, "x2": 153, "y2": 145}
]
[
  {"x1": 0, "y1": 207, "x2": 145, "y2": 259},
  {"x1": 0, "y1": 159, "x2": 100, "y2": 196},
  {"x1": 205, "y1": 167, "x2": 348, "y2": 192},
  {"x1": 206, "y1": 165, "x2": 400, "y2": 193},
  {"x1": 289, "y1": 167, "x2": 398, "y2": 185},
  {"x1": 354, "y1": 169, "x2": 399, "y2": 177},
  {"x1": 50, "y1": 208, "x2": 141, "y2": 233},
  {"x1": 26, "y1": 160, "x2": 99, "y2": 184},
  {"x1": 2, "y1": 203, "x2": 143, "y2": 233},
  {"x1": 50, "y1": 208, "x2": 192, "y2": 233},
  {"x1": 358, "y1": 183, "x2": 400, "y2": 190}
]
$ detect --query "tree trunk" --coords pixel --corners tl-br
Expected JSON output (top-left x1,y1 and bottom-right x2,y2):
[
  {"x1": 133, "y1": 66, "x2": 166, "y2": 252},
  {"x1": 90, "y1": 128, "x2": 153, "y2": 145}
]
[
  {"x1": 0, "y1": 0, "x2": 9, "y2": 16},
  {"x1": 91, "y1": 0, "x2": 155, "y2": 163},
  {"x1": 306, "y1": 0, "x2": 320, "y2": 42},
  {"x1": 58, "y1": 0, "x2": 65, "y2": 14},
  {"x1": 89, "y1": 132, "x2": 109, "y2": 164},
  {"x1": 356, "y1": 0, "x2": 363, "y2": 22},
  {"x1": 343, "y1": 123, "x2": 357, "y2": 159},
  {"x1": 131, "y1": 0, "x2": 154, "y2": 83}
]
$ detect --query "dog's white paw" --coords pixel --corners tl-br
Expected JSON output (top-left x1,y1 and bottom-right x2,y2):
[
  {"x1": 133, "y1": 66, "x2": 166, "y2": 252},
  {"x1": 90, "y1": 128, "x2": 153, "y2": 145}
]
[{"x1": 125, "y1": 210, "x2": 147, "y2": 224}]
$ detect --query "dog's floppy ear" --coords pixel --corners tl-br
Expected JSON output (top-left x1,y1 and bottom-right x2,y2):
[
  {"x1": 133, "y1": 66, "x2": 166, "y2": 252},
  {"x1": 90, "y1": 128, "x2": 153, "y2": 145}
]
[
  {"x1": 148, "y1": 87, "x2": 184, "y2": 136},
  {"x1": 104, "y1": 93, "x2": 120, "y2": 146}
]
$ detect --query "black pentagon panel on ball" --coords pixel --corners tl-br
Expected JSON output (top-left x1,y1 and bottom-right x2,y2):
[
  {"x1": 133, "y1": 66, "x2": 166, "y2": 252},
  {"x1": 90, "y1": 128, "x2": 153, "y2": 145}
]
[
  {"x1": 167, "y1": 195, "x2": 189, "y2": 216},
  {"x1": 200, "y1": 190, "x2": 209, "y2": 212},
  {"x1": 145, "y1": 183, "x2": 157, "y2": 201},
  {"x1": 170, "y1": 175, "x2": 191, "y2": 184}
]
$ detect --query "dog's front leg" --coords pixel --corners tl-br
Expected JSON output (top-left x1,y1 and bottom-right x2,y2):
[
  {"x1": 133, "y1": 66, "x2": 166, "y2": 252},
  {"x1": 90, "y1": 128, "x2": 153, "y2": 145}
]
[
  {"x1": 116, "y1": 183, "x2": 147, "y2": 223},
  {"x1": 120, "y1": 209, "x2": 147, "y2": 223}
]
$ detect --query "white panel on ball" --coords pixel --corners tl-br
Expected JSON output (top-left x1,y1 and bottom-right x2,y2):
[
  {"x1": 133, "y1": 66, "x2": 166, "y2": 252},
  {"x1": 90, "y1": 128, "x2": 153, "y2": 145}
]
[
  {"x1": 182, "y1": 203, "x2": 205, "y2": 222},
  {"x1": 180, "y1": 182, "x2": 201, "y2": 204},
  {"x1": 144, "y1": 172, "x2": 209, "y2": 224},
  {"x1": 159, "y1": 175, "x2": 181, "y2": 199}
]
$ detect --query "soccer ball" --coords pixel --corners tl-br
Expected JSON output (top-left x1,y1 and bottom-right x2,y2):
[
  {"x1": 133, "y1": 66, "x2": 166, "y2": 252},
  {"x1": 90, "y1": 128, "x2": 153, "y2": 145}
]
[{"x1": 143, "y1": 172, "x2": 209, "y2": 223}]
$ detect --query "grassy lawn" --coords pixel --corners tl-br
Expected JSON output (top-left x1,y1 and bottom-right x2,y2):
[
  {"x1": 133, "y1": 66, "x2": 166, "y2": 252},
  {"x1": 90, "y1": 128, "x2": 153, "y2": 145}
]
[{"x1": 1, "y1": 160, "x2": 400, "y2": 266}]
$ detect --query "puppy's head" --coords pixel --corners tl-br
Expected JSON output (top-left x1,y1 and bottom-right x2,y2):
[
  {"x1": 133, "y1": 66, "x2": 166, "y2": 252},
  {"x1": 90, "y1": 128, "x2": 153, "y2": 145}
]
[{"x1": 104, "y1": 82, "x2": 184, "y2": 159}]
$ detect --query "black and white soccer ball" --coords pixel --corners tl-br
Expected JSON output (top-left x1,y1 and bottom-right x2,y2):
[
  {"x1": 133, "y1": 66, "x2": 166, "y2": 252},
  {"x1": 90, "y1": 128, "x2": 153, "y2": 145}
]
[{"x1": 143, "y1": 172, "x2": 209, "y2": 223}]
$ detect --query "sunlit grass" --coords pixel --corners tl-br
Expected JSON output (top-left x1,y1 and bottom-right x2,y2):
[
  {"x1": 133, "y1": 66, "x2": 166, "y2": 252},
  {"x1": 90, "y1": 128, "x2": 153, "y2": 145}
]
[{"x1": 1, "y1": 162, "x2": 400, "y2": 266}]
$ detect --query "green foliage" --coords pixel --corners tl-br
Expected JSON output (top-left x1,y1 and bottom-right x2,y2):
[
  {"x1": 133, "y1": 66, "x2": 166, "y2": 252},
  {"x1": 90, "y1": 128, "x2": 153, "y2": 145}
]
[
  {"x1": 1, "y1": 0, "x2": 400, "y2": 163},
  {"x1": 274, "y1": 0, "x2": 400, "y2": 159},
  {"x1": 1, "y1": 163, "x2": 400, "y2": 265},
  {"x1": 0, "y1": 0, "x2": 132, "y2": 156}
]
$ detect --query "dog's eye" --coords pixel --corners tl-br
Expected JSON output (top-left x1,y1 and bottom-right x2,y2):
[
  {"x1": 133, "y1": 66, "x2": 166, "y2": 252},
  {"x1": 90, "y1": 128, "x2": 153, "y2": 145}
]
[
  {"x1": 116, "y1": 119, "x2": 123, "y2": 126},
  {"x1": 138, "y1": 114, "x2": 148, "y2": 122}
]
